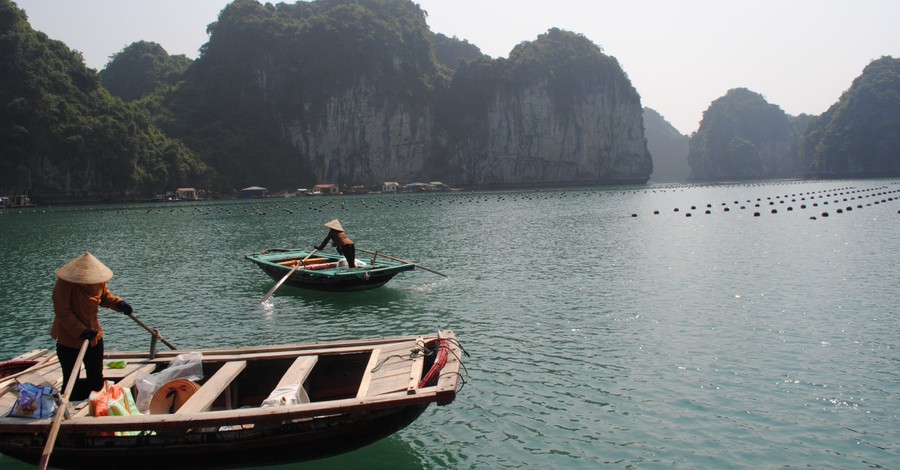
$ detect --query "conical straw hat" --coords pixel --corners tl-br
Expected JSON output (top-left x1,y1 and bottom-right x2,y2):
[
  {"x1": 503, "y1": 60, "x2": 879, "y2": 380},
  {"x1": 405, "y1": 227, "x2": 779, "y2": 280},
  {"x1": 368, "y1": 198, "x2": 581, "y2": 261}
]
[
  {"x1": 56, "y1": 252, "x2": 114, "y2": 284},
  {"x1": 323, "y1": 219, "x2": 344, "y2": 231}
]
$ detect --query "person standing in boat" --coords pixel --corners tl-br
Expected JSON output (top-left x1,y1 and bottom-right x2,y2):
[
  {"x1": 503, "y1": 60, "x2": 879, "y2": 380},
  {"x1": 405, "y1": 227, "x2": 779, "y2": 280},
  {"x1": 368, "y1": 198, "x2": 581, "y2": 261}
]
[
  {"x1": 315, "y1": 219, "x2": 357, "y2": 268},
  {"x1": 51, "y1": 252, "x2": 133, "y2": 400}
]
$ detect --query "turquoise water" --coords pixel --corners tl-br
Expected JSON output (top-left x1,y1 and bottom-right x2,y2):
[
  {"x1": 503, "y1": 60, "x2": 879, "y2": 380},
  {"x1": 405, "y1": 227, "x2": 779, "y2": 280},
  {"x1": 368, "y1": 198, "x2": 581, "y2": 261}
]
[{"x1": 1, "y1": 179, "x2": 898, "y2": 469}]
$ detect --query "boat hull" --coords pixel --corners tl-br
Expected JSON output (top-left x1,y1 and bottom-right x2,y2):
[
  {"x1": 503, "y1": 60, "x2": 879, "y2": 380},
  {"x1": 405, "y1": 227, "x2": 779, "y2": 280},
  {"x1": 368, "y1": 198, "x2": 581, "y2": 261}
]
[
  {"x1": 0, "y1": 404, "x2": 428, "y2": 469},
  {"x1": 0, "y1": 331, "x2": 463, "y2": 469},
  {"x1": 245, "y1": 249, "x2": 416, "y2": 292}
]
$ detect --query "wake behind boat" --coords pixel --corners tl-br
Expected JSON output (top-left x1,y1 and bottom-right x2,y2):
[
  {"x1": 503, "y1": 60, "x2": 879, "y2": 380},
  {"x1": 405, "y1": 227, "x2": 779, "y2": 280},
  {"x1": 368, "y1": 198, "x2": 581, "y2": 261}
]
[
  {"x1": 0, "y1": 330, "x2": 464, "y2": 469},
  {"x1": 245, "y1": 248, "x2": 416, "y2": 292}
]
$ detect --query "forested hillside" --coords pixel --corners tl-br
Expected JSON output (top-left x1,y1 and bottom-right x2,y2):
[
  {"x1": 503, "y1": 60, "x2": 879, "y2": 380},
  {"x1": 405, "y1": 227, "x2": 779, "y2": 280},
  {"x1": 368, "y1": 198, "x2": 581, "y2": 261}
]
[
  {"x1": 0, "y1": 0, "x2": 210, "y2": 202},
  {"x1": 687, "y1": 88, "x2": 800, "y2": 181},
  {"x1": 801, "y1": 56, "x2": 900, "y2": 178}
]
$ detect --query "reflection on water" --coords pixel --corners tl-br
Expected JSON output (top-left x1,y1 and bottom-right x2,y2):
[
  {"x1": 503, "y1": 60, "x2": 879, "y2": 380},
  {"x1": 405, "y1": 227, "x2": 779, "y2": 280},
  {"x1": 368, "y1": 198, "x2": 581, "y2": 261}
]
[{"x1": 1, "y1": 179, "x2": 898, "y2": 469}]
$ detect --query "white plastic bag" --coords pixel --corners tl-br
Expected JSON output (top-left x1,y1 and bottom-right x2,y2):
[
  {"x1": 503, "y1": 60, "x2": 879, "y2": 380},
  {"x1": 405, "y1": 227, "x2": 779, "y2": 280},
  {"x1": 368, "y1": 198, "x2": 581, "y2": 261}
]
[
  {"x1": 134, "y1": 352, "x2": 203, "y2": 413},
  {"x1": 261, "y1": 384, "x2": 302, "y2": 407}
]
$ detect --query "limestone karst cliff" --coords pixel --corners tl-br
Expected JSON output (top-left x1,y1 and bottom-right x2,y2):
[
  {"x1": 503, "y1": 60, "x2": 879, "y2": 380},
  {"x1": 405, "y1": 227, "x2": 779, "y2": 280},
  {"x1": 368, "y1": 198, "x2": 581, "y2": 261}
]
[
  {"x1": 687, "y1": 88, "x2": 800, "y2": 181},
  {"x1": 160, "y1": 2, "x2": 652, "y2": 191}
]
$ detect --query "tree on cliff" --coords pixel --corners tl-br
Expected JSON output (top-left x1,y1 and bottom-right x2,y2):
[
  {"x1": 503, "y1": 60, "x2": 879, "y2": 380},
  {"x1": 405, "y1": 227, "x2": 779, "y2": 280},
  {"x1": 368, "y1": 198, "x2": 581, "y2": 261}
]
[
  {"x1": 0, "y1": 0, "x2": 210, "y2": 202},
  {"x1": 801, "y1": 56, "x2": 900, "y2": 177},
  {"x1": 432, "y1": 33, "x2": 487, "y2": 71},
  {"x1": 100, "y1": 41, "x2": 192, "y2": 102},
  {"x1": 687, "y1": 88, "x2": 800, "y2": 181}
]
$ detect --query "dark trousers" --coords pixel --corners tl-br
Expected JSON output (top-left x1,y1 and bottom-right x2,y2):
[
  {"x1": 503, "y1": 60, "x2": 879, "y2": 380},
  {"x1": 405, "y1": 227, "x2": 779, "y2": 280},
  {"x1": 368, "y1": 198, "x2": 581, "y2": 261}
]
[
  {"x1": 57, "y1": 339, "x2": 104, "y2": 401},
  {"x1": 339, "y1": 244, "x2": 356, "y2": 267},
  {"x1": 341, "y1": 245, "x2": 356, "y2": 268}
]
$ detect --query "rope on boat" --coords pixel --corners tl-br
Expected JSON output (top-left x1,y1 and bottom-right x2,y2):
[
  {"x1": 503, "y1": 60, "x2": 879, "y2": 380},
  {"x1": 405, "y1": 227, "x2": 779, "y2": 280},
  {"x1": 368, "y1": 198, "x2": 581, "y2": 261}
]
[
  {"x1": 368, "y1": 336, "x2": 470, "y2": 388},
  {"x1": 418, "y1": 339, "x2": 448, "y2": 388}
]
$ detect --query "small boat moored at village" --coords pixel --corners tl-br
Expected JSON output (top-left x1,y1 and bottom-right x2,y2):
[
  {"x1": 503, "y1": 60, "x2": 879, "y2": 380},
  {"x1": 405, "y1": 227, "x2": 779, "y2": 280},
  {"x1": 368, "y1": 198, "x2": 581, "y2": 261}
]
[
  {"x1": 245, "y1": 248, "x2": 416, "y2": 292},
  {"x1": 0, "y1": 330, "x2": 465, "y2": 469}
]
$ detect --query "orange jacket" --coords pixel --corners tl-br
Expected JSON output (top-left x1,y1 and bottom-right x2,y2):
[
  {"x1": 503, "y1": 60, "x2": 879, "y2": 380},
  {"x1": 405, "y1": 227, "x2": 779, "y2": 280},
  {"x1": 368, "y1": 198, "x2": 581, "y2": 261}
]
[
  {"x1": 317, "y1": 229, "x2": 353, "y2": 250},
  {"x1": 50, "y1": 279, "x2": 124, "y2": 348}
]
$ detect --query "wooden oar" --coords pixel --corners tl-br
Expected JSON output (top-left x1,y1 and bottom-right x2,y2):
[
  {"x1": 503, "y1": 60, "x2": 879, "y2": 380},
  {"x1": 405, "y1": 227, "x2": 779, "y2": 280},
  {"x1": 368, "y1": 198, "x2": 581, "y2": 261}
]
[
  {"x1": 358, "y1": 248, "x2": 449, "y2": 278},
  {"x1": 259, "y1": 249, "x2": 318, "y2": 304},
  {"x1": 38, "y1": 339, "x2": 88, "y2": 470},
  {"x1": 128, "y1": 313, "x2": 176, "y2": 350},
  {"x1": 0, "y1": 356, "x2": 60, "y2": 398}
]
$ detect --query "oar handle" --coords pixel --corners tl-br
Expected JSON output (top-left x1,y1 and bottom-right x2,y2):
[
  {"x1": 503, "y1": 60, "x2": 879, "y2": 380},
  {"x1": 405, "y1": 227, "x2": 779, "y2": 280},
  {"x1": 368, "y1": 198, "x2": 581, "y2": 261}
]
[
  {"x1": 128, "y1": 313, "x2": 176, "y2": 350},
  {"x1": 38, "y1": 339, "x2": 89, "y2": 470},
  {"x1": 357, "y1": 248, "x2": 449, "y2": 278}
]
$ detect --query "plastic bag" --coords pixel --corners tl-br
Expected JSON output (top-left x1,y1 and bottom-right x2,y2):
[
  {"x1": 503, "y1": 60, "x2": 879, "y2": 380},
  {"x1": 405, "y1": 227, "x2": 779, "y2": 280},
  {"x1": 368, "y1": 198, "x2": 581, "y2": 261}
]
[
  {"x1": 90, "y1": 380, "x2": 142, "y2": 436},
  {"x1": 134, "y1": 352, "x2": 203, "y2": 413},
  {"x1": 261, "y1": 384, "x2": 302, "y2": 407},
  {"x1": 8, "y1": 382, "x2": 58, "y2": 419},
  {"x1": 91, "y1": 380, "x2": 141, "y2": 417}
]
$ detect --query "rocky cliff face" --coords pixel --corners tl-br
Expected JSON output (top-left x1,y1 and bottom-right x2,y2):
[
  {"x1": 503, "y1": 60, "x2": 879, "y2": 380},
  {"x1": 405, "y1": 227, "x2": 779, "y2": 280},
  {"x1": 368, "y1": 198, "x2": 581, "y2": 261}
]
[
  {"x1": 465, "y1": 80, "x2": 650, "y2": 185},
  {"x1": 432, "y1": 29, "x2": 652, "y2": 187},
  {"x1": 284, "y1": 79, "x2": 433, "y2": 185},
  {"x1": 161, "y1": 2, "x2": 652, "y2": 191}
]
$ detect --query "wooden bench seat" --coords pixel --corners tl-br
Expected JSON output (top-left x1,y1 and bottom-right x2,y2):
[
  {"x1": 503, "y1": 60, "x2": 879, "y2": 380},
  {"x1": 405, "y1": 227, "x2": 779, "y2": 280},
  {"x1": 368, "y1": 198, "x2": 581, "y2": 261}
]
[
  {"x1": 176, "y1": 361, "x2": 246, "y2": 414},
  {"x1": 275, "y1": 356, "x2": 317, "y2": 403}
]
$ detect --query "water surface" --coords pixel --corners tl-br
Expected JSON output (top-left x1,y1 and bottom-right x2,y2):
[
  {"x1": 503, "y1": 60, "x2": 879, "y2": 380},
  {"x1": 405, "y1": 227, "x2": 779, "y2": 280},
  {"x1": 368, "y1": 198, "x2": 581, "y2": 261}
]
[{"x1": 1, "y1": 179, "x2": 898, "y2": 469}]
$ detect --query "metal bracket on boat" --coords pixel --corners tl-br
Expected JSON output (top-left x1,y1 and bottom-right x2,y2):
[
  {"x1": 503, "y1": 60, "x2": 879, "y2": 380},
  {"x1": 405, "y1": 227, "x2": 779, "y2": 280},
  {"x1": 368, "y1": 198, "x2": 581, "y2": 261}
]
[{"x1": 149, "y1": 328, "x2": 159, "y2": 360}]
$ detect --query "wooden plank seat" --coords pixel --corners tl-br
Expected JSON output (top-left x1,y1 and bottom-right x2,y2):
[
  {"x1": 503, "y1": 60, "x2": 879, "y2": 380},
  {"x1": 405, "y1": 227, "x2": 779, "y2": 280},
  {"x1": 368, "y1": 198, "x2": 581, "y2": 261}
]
[
  {"x1": 276, "y1": 356, "x2": 318, "y2": 404},
  {"x1": 355, "y1": 349, "x2": 382, "y2": 399},
  {"x1": 176, "y1": 361, "x2": 246, "y2": 414}
]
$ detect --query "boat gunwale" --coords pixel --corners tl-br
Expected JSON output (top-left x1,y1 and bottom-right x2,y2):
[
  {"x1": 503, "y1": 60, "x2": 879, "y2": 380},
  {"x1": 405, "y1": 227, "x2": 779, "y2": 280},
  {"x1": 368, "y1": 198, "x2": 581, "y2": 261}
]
[
  {"x1": 0, "y1": 386, "x2": 456, "y2": 433},
  {"x1": 245, "y1": 250, "x2": 415, "y2": 276}
]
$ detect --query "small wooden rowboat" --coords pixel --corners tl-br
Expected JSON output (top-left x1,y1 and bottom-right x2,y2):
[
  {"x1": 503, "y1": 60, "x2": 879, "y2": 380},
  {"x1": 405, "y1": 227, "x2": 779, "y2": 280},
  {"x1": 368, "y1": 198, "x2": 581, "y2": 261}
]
[
  {"x1": 0, "y1": 330, "x2": 464, "y2": 469},
  {"x1": 245, "y1": 248, "x2": 416, "y2": 292}
]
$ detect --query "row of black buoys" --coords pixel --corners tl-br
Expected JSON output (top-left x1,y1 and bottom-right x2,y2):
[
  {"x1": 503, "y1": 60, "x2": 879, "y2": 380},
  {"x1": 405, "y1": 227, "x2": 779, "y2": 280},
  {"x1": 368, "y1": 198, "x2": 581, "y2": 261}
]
[{"x1": 638, "y1": 183, "x2": 900, "y2": 219}]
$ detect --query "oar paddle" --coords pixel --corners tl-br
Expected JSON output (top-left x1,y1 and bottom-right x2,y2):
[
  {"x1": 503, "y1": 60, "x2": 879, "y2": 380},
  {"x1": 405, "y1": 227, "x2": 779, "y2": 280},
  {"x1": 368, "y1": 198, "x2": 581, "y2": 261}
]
[
  {"x1": 38, "y1": 339, "x2": 88, "y2": 470},
  {"x1": 259, "y1": 249, "x2": 318, "y2": 304},
  {"x1": 127, "y1": 313, "x2": 176, "y2": 350},
  {"x1": 0, "y1": 357, "x2": 60, "y2": 399},
  {"x1": 358, "y1": 248, "x2": 449, "y2": 278}
]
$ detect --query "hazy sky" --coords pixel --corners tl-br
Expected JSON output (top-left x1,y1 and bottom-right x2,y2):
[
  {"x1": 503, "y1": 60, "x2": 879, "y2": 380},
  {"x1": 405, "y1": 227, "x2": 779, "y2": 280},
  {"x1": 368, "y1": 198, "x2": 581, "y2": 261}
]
[{"x1": 15, "y1": 0, "x2": 900, "y2": 134}]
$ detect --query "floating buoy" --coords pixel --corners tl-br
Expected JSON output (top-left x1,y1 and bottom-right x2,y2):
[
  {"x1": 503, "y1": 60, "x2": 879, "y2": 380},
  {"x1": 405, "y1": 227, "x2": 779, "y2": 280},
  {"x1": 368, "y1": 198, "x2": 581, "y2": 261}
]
[
  {"x1": 821, "y1": 212, "x2": 829, "y2": 217},
  {"x1": 753, "y1": 212, "x2": 761, "y2": 217}
]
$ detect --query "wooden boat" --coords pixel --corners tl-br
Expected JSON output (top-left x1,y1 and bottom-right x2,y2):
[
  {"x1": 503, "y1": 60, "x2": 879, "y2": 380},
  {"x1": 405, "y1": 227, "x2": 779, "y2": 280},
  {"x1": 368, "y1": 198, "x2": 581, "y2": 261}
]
[
  {"x1": 245, "y1": 248, "x2": 416, "y2": 292},
  {"x1": 0, "y1": 330, "x2": 464, "y2": 469}
]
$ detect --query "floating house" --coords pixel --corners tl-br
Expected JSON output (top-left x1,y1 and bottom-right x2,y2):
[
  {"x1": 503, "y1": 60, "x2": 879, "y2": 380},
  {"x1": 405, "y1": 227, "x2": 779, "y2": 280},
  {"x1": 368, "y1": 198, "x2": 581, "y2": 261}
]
[
  {"x1": 382, "y1": 182, "x2": 399, "y2": 193},
  {"x1": 240, "y1": 186, "x2": 268, "y2": 198},
  {"x1": 176, "y1": 188, "x2": 199, "y2": 201},
  {"x1": 313, "y1": 184, "x2": 340, "y2": 195}
]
